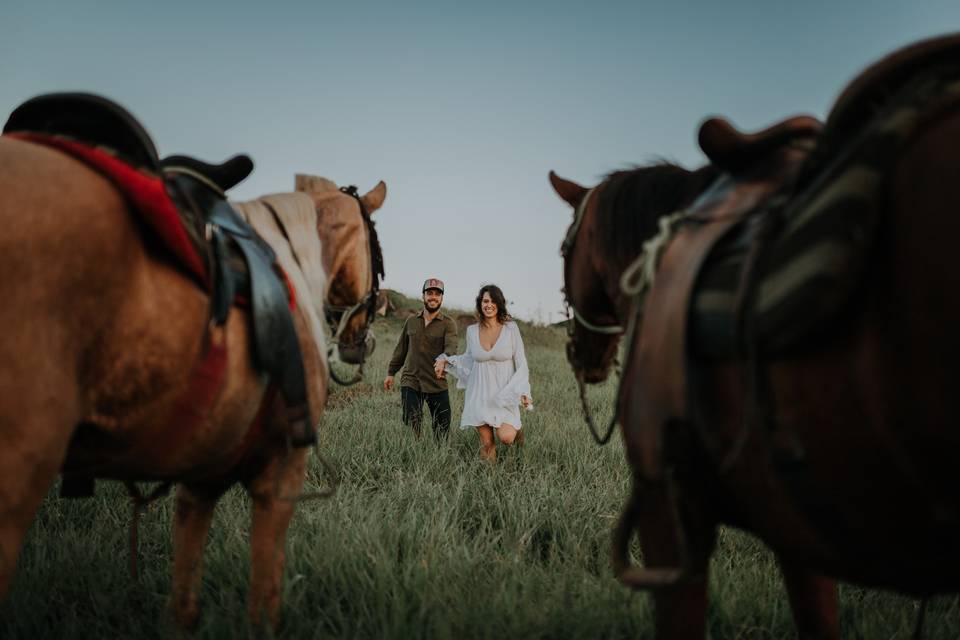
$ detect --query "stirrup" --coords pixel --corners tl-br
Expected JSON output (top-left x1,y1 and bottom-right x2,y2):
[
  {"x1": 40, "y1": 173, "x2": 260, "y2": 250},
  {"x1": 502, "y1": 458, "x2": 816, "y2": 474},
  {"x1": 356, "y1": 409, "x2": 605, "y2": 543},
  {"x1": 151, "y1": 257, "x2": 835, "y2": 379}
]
[{"x1": 612, "y1": 471, "x2": 698, "y2": 589}]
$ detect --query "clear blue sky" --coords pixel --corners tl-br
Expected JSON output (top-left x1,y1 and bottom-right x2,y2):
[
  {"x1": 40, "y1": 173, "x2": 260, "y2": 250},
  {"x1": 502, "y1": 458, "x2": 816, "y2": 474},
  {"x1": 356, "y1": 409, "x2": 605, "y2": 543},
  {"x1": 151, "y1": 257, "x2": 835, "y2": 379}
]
[{"x1": 3, "y1": 1, "x2": 957, "y2": 321}]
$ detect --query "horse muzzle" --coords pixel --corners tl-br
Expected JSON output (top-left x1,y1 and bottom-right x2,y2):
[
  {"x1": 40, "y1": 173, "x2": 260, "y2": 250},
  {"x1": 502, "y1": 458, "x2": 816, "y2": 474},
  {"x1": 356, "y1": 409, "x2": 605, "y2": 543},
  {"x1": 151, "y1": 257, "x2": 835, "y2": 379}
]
[{"x1": 337, "y1": 330, "x2": 376, "y2": 364}]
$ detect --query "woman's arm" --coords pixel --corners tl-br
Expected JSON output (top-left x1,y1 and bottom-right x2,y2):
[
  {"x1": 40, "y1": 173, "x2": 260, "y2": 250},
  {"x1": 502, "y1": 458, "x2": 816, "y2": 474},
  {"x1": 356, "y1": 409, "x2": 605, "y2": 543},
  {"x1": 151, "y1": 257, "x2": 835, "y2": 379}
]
[
  {"x1": 496, "y1": 322, "x2": 532, "y2": 406},
  {"x1": 436, "y1": 326, "x2": 474, "y2": 386}
]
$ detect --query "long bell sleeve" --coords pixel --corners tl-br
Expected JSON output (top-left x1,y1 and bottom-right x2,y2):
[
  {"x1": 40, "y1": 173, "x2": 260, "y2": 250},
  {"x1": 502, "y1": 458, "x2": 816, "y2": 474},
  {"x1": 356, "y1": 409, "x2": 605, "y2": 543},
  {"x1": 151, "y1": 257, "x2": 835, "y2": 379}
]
[
  {"x1": 438, "y1": 343, "x2": 474, "y2": 390},
  {"x1": 495, "y1": 322, "x2": 531, "y2": 408}
]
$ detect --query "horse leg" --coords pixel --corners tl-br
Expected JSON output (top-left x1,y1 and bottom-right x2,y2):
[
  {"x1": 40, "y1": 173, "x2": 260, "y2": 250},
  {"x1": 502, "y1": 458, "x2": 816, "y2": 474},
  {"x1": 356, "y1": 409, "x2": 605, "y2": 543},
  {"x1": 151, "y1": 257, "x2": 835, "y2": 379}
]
[
  {"x1": 245, "y1": 446, "x2": 308, "y2": 630},
  {"x1": 169, "y1": 484, "x2": 223, "y2": 630},
  {"x1": 779, "y1": 560, "x2": 839, "y2": 640},
  {"x1": 0, "y1": 385, "x2": 78, "y2": 597}
]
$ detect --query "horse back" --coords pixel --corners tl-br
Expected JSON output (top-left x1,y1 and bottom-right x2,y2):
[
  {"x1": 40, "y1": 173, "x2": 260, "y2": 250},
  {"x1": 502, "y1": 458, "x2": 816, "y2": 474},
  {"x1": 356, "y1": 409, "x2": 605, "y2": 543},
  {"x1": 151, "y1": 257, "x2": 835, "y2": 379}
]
[
  {"x1": 0, "y1": 136, "x2": 274, "y2": 481},
  {"x1": 709, "y1": 110, "x2": 960, "y2": 592},
  {"x1": 617, "y1": 64, "x2": 960, "y2": 593}
]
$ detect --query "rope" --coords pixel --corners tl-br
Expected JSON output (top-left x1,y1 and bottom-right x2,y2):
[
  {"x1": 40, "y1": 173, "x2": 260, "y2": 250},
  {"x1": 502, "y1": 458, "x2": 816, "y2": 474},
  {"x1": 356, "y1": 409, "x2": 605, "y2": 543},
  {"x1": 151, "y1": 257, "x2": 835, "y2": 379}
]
[{"x1": 620, "y1": 209, "x2": 687, "y2": 299}]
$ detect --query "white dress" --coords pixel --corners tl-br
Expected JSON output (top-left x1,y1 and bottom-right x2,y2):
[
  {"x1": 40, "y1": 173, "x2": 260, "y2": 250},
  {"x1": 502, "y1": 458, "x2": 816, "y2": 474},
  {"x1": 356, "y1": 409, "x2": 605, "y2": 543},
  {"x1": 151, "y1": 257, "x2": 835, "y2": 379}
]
[{"x1": 440, "y1": 321, "x2": 531, "y2": 430}]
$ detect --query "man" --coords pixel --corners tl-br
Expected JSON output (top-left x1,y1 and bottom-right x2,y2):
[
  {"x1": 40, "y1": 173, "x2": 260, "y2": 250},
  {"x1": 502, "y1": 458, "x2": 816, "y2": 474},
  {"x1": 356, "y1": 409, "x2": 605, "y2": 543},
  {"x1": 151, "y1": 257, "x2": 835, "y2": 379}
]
[{"x1": 384, "y1": 278, "x2": 459, "y2": 441}]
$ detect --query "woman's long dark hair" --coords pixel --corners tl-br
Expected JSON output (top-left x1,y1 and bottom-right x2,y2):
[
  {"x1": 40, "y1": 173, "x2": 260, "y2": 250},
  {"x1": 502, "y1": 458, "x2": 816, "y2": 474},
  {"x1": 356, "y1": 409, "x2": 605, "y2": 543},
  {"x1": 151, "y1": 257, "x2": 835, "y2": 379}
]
[{"x1": 475, "y1": 284, "x2": 510, "y2": 325}]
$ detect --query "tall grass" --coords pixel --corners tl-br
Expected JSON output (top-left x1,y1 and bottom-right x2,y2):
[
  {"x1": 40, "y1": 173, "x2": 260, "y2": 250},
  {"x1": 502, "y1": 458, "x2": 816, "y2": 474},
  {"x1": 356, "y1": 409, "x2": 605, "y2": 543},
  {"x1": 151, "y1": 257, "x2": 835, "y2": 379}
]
[{"x1": 1, "y1": 315, "x2": 957, "y2": 638}]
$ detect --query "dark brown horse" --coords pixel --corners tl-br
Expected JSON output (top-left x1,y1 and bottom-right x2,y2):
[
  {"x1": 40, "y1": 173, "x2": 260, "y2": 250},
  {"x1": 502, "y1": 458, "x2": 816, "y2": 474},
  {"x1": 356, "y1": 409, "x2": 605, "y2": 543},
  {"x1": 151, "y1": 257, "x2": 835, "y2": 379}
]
[
  {"x1": 0, "y1": 130, "x2": 387, "y2": 630},
  {"x1": 552, "y1": 37, "x2": 960, "y2": 639}
]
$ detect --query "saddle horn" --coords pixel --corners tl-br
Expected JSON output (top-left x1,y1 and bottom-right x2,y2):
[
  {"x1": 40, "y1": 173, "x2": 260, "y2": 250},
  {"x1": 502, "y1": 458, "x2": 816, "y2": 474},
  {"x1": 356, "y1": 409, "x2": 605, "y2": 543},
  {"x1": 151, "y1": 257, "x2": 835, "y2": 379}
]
[
  {"x1": 161, "y1": 154, "x2": 254, "y2": 193},
  {"x1": 698, "y1": 115, "x2": 822, "y2": 174}
]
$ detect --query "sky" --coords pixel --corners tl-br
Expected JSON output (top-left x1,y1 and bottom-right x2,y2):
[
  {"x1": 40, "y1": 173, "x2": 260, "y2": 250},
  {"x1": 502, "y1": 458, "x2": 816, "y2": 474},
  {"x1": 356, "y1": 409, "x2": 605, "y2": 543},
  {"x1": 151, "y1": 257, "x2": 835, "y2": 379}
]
[{"x1": 2, "y1": 1, "x2": 958, "y2": 322}]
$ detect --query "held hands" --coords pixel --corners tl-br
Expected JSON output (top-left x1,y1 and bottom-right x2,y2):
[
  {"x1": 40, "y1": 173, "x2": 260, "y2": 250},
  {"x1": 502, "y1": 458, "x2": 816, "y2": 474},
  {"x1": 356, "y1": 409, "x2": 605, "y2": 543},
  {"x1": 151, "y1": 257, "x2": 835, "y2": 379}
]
[
  {"x1": 434, "y1": 357, "x2": 447, "y2": 379},
  {"x1": 383, "y1": 375, "x2": 395, "y2": 391},
  {"x1": 520, "y1": 394, "x2": 532, "y2": 409}
]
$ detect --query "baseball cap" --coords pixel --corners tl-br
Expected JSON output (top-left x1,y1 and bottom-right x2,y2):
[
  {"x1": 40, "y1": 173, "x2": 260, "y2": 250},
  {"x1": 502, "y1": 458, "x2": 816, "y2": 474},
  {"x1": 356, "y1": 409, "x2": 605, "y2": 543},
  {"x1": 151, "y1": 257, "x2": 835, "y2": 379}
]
[{"x1": 422, "y1": 278, "x2": 445, "y2": 293}]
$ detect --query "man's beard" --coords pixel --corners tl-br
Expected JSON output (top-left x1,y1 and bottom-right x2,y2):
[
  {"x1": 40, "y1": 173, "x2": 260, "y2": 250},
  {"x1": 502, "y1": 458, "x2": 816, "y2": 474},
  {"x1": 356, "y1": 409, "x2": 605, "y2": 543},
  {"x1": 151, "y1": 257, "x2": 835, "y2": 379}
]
[{"x1": 423, "y1": 299, "x2": 441, "y2": 312}]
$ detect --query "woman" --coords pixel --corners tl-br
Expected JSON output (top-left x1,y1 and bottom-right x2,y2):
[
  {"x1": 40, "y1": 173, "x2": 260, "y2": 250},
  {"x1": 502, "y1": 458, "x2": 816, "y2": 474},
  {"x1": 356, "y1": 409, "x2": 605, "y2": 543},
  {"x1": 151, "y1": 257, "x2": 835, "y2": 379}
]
[{"x1": 435, "y1": 284, "x2": 532, "y2": 462}]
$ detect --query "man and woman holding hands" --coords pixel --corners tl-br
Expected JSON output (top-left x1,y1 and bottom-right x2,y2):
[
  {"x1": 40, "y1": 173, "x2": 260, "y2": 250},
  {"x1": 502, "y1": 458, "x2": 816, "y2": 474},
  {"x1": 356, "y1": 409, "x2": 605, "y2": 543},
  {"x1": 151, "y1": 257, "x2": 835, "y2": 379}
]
[{"x1": 384, "y1": 279, "x2": 532, "y2": 462}]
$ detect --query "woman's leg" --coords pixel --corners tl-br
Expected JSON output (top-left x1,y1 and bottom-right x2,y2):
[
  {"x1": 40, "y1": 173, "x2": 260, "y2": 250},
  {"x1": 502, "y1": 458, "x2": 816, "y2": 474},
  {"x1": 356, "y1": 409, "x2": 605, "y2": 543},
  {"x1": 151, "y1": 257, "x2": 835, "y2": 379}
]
[
  {"x1": 496, "y1": 423, "x2": 518, "y2": 445},
  {"x1": 476, "y1": 425, "x2": 496, "y2": 462}
]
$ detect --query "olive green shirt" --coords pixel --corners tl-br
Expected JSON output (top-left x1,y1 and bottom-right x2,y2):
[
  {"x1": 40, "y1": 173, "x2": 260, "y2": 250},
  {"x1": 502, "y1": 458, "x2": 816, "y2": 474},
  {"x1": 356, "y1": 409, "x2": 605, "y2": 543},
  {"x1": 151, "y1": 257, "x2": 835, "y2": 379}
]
[{"x1": 388, "y1": 311, "x2": 459, "y2": 393}]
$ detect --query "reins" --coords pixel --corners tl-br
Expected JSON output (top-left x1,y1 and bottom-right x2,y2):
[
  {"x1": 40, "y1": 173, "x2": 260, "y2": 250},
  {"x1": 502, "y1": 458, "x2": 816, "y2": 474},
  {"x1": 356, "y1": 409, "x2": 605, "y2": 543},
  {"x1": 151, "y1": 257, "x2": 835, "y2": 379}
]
[
  {"x1": 561, "y1": 183, "x2": 687, "y2": 446},
  {"x1": 274, "y1": 432, "x2": 341, "y2": 503},
  {"x1": 124, "y1": 480, "x2": 174, "y2": 578},
  {"x1": 121, "y1": 432, "x2": 342, "y2": 582}
]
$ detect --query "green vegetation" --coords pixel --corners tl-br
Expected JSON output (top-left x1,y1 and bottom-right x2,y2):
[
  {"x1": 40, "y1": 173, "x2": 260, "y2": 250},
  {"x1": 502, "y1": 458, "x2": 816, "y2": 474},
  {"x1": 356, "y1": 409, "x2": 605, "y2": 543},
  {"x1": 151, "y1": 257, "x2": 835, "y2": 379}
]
[{"x1": 2, "y1": 304, "x2": 957, "y2": 638}]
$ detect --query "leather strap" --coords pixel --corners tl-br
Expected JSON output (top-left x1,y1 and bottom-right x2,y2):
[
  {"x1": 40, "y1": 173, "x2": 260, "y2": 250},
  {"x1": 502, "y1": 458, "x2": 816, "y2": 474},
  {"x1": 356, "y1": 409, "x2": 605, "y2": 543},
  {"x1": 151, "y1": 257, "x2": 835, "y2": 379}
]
[{"x1": 626, "y1": 179, "x2": 781, "y2": 481}]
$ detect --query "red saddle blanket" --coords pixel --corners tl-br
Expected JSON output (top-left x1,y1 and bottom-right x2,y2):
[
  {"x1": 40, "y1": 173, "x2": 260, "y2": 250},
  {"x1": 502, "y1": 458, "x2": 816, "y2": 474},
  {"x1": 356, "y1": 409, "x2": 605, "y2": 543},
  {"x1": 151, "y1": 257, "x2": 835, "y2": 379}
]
[{"x1": 6, "y1": 131, "x2": 208, "y2": 286}]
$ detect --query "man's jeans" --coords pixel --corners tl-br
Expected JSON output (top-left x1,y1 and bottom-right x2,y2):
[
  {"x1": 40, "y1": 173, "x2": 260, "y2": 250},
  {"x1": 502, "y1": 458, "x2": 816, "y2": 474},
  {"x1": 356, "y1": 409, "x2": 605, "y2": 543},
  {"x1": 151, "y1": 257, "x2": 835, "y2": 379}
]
[{"x1": 401, "y1": 387, "x2": 451, "y2": 442}]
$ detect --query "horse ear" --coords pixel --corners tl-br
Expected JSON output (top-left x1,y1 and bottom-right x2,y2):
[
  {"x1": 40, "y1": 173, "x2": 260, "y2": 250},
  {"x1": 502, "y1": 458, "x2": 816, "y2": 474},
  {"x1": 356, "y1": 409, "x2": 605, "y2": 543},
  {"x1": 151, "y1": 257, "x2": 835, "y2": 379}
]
[
  {"x1": 549, "y1": 171, "x2": 587, "y2": 207},
  {"x1": 361, "y1": 181, "x2": 387, "y2": 214}
]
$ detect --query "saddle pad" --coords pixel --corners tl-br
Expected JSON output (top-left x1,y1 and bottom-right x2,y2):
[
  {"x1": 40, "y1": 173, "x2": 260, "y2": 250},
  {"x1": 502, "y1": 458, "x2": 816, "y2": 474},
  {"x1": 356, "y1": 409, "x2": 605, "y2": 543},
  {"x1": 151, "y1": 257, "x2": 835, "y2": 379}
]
[
  {"x1": 4, "y1": 132, "x2": 207, "y2": 285},
  {"x1": 689, "y1": 71, "x2": 960, "y2": 359}
]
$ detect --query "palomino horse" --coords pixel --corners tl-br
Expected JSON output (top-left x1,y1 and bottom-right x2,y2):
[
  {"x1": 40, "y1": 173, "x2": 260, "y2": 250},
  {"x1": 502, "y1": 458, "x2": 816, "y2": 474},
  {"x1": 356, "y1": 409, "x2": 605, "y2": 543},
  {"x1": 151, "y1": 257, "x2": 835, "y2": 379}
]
[
  {"x1": 553, "y1": 35, "x2": 960, "y2": 639},
  {"x1": 0, "y1": 129, "x2": 387, "y2": 629}
]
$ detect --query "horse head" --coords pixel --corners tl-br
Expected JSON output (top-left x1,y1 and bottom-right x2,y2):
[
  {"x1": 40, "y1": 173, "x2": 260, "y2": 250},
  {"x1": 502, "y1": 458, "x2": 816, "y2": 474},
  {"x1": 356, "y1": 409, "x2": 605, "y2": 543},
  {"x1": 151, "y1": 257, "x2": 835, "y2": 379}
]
[
  {"x1": 551, "y1": 171, "x2": 623, "y2": 384},
  {"x1": 295, "y1": 174, "x2": 387, "y2": 365},
  {"x1": 551, "y1": 165, "x2": 719, "y2": 385}
]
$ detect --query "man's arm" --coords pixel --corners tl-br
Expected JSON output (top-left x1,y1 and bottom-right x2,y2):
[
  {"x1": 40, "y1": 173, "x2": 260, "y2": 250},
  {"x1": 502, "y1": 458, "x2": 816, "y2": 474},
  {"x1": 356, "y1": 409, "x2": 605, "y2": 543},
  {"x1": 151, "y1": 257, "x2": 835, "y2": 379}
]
[
  {"x1": 384, "y1": 321, "x2": 410, "y2": 391},
  {"x1": 387, "y1": 319, "x2": 410, "y2": 376}
]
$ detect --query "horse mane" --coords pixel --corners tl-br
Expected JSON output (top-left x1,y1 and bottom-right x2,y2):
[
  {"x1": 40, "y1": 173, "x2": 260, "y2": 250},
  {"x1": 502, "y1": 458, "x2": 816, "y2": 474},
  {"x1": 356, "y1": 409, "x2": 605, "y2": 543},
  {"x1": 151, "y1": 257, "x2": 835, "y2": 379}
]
[
  {"x1": 596, "y1": 162, "x2": 720, "y2": 266},
  {"x1": 294, "y1": 174, "x2": 338, "y2": 193}
]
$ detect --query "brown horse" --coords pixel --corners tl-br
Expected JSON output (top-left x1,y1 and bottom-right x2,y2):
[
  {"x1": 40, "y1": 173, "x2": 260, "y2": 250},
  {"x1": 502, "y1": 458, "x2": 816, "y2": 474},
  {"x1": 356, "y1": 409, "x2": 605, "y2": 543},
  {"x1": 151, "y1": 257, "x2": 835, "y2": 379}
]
[
  {"x1": 0, "y1": 132, "x2": 387, "y2": 629},
  {"x1": 551, "y1": 39, "x2": 960, "y2": 638}
]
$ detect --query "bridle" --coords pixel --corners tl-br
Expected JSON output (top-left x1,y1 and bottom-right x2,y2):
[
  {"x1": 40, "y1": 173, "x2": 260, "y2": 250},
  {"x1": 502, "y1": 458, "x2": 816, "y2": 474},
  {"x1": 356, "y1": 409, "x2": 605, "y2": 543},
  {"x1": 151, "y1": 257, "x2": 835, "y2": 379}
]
[
  {"x1": 324, "y1": 185, "x2": 385, "y2": 386},
  {"x1": 560, "y1": 185, "x2": 626, "y2": 444}
]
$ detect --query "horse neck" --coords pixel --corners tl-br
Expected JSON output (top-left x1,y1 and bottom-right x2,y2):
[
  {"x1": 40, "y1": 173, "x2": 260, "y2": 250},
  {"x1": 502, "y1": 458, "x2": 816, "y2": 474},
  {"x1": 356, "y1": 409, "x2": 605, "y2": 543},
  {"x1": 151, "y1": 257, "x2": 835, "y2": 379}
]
[{"x1": 587, "y1": 239, "x2": 633, "y2": 324}]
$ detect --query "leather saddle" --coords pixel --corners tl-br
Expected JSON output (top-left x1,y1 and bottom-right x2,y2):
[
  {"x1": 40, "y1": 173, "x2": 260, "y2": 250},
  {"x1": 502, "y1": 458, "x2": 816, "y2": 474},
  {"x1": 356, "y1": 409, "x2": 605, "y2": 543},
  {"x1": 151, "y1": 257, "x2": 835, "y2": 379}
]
[
  {"x1": 4, "y1": 92, "x2": 254, "y2": 190},
  {"x1": 627, "y1": 33, "x2": 960, "y2": 483},
  {"x1": 698, "y1": 32, "x2": 960, "y2": 177},
  {"x1": 627, "y1": 125, "x2": 815, "y2": 481},
  {"x1": 3, "y1": 92, "x2": 315, "y2": 450},
  {"x1": 698, "y1": 114, "x2": 822, "y2": 174}
]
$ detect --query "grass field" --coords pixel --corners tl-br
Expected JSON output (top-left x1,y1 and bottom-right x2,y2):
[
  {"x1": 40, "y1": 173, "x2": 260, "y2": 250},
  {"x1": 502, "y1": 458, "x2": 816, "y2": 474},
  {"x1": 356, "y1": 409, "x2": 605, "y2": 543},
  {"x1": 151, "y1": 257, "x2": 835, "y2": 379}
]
[{"x1": 2, "y1": 302, "x2": 958, "y2": 639}]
